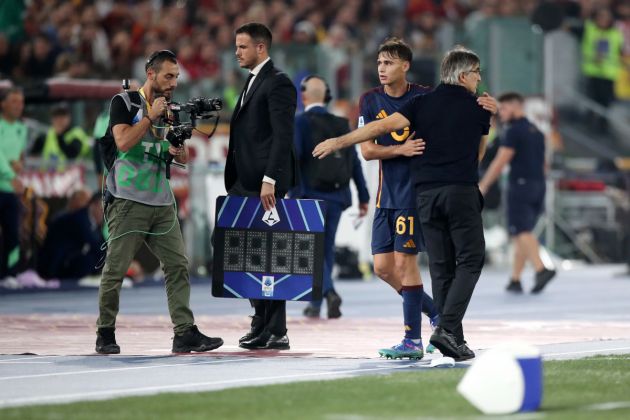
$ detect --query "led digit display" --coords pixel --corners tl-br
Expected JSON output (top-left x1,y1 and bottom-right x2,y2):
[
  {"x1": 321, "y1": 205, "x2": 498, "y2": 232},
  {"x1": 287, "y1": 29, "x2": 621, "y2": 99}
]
[{"x1": 222, "y1": 230, "x2": 316, "y2": 275}]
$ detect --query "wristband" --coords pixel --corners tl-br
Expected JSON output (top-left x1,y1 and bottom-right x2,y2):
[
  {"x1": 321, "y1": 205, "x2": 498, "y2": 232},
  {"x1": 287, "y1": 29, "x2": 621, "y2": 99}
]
[{"x1": 143, "y1": 115, "x2": 152, "y2": 124}]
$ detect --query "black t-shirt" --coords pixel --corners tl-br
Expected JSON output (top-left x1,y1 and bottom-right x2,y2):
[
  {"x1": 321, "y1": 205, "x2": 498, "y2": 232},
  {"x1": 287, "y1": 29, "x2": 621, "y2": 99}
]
[
  {"x1": 110, "y1": 95, "x2": 136, "y2": 126},
  {"x1": 500, "y1": 117, "x2": 545, "y2": 183},
  {"x1": 398, "y1": 83, "x2": 491, "y2": 190},
  {"x1": 100, "y1": 92, "x2": 142, "y2": 171}
]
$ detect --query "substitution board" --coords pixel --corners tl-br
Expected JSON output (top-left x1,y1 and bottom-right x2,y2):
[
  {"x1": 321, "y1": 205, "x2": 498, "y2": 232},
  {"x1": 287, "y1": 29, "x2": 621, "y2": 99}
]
[{"x1": 212, "y1": 195, "x2": 325, "y2": 301}]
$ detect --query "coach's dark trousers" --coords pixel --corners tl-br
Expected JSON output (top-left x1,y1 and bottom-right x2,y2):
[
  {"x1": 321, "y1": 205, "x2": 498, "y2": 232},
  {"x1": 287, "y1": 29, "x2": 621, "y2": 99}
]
[
  {"x1": 228, "y1": 182, "x2": 288, "y2": 336},
  {"x1": 416, "y1": 184, "x2": 485, "y2": 345}
]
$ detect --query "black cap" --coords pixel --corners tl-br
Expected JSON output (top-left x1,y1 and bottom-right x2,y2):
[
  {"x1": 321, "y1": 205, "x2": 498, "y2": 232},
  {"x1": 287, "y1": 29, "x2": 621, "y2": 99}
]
[{"x1": 51, "y1": 102, "x2": 71, "y2": 116}]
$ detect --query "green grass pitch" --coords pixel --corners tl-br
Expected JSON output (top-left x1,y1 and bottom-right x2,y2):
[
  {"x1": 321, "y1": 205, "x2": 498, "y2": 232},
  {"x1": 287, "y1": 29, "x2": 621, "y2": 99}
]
[{"x1": 2, "y1": 355, "x2": 629, "y2": 419}]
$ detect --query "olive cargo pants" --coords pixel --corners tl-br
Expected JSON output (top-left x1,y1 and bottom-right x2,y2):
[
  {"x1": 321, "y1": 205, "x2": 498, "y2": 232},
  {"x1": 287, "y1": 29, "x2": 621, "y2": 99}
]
[{"x1": 96, "y1": 198, "x2": 194, "y2": 334}]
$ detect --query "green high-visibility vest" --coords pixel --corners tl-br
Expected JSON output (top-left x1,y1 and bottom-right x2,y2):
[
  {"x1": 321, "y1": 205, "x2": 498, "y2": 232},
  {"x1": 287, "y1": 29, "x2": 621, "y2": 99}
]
[
  {"x1": 42, "y1": 127, "x2": 91, "y2": 169},
  {"x1": 581, "y1": 20, "x2": 624, "y2": 81}
]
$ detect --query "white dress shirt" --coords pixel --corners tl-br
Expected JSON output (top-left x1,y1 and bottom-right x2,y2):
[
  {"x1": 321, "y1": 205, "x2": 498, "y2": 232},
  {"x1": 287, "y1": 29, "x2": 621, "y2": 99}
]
[{"x1": 242, "y1": 57, "x2": 271, "y2": 106}]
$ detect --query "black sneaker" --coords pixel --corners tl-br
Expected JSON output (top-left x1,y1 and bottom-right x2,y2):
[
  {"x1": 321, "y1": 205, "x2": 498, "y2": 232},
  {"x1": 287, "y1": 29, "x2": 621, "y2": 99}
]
[
  {"x1": 326, "y1": 290, "x2": 342, "y2": 319},
  {"x1": 95, "y1": 328, "x2": 120, "y2": 354},
  {"x1": 303, "y1": 304, "x2": 321, "y2": 318},
  {"x1": 172, "y1": 325, "x2": 223, "y2": 353},
  {"x1": 429, "y1": 326, "x2": 460, "y2": 359},
  {"x1": 532, "y1": 268, "x2": 556, "y2": 294},
  {"x1": 455, "y1": 342, "x2": 475, "y2": 361},
  {"x1": 506, "y1": 280, "x2": 523, "y2": 293}
]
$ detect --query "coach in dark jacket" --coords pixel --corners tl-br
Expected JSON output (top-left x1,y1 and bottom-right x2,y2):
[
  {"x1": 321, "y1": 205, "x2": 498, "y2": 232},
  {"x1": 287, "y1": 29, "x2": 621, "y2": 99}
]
[
  {"x1": 313, "y1": 47, "x2": 497, "y2": 361},
  {"x1": 227, "y1": 23, "x2": 297, "y2": 350}
]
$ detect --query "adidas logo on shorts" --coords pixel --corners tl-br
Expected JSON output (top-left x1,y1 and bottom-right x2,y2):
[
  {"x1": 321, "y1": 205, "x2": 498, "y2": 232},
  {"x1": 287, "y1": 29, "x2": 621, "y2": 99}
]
[{"x1": 403, "y1": 239, "x2": 416, "y2": 248}]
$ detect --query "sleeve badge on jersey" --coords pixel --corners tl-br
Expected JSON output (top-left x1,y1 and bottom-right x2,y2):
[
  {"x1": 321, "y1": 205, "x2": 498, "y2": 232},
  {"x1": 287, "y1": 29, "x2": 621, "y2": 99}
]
[{"x1": 358, "y1": 116, "x2": 364, "y2": 127}]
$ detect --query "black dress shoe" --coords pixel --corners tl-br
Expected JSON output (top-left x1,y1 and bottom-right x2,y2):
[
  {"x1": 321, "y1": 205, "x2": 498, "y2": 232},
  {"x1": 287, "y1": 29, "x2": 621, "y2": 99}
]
[
  {"x1": 239, "y1": 316, "x2": 264, "y2": 343},
  {"x1": 455, "y1": 342, "x2": 475, "y2": 361},
  {"x1": 264, "y1": 334, "x2": 290, "y2": 350},
  {"x1": 239, "y1": 331, "x2": 271, "y2": 349},
  {"x1": 326, "y1": 290, "x2": 342, "y2": 319},
  {"x1": 429, "y1": 326, "x2": 460, "y2": 359}
]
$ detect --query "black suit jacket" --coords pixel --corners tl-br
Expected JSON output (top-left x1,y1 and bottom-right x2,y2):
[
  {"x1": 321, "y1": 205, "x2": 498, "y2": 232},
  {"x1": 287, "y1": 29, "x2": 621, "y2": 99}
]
[{"x1": 226, "y1": 60, "x2": 298, "y2": 194}]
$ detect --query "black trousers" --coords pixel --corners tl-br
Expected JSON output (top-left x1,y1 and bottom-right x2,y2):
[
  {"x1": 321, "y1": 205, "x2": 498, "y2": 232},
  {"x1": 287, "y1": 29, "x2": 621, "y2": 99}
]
[
  {"x1": 587, "y1": 76, "x2": 615, "y2": 108},
  {"x1": 416, "y1": 184, "x2": 485, "y2": 344},
  {"x1": 227, "y1": 181, "x2": 288, "y2": 336},
  {"x1": 0, "y1": 192, "x2": 20, "y2": 278}
]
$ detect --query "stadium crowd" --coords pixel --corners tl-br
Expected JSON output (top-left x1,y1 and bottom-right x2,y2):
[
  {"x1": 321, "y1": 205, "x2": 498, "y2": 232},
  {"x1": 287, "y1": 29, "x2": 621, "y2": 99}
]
[{"x1": 1, "y1": 0, "x2": 576, "y2": 83}]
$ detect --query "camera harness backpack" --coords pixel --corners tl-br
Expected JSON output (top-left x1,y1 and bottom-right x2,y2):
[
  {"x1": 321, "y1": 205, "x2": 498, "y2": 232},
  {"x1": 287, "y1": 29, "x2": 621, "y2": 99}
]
[
  {"x1": 305, "y1": 112, "x2": 354, "y2": 191},
  {"x1": 99, "y1": 91, "x2": 143, "y2": 172}
]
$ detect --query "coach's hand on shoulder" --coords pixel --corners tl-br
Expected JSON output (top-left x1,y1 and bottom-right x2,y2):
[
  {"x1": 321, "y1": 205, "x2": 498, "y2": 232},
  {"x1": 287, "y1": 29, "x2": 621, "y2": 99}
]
[
  {"x1": 261, "y1": 182, "x2": 276, "y2": 211},
  {"x1": 312, "y1": 138, "x2": 339, "y2": 159},
  {"x1": 398, "y1": 132, "x2": 425, "y2": 157},
  {"x1": 477, "y1": 92, "x2": 498, "y2": 115}
]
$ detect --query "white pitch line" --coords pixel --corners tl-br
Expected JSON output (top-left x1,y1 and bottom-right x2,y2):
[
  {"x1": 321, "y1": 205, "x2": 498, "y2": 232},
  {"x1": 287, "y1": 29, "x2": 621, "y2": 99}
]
[
  {"x1": 584, "y1": 401, "x2": 630, "y2": 411},
  {"x1": 0, "y1": 364, "x2": 410, "y2": 408},
  {"x1": 0, "y1": 357, "x2": 256, "y2": 381},
  {"x1": 0, "y1": 361, "x2": 53, "y2": 365},
  {"x1": 0, "y1": 355, "x2": 67, "y2": 363},
  {"x1": 543, "y1": 347, "x2": 630, "y2": 358}
]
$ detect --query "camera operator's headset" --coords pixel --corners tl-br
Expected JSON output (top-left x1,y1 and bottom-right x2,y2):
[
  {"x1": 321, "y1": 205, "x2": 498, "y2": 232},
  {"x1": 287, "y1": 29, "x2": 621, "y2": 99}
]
[
  {"x1": 99, "y1": 50, "x2": 183, "y2": 254},
  {"x1": 300, "y1": 74, "x2": 332, "y2": 104}
]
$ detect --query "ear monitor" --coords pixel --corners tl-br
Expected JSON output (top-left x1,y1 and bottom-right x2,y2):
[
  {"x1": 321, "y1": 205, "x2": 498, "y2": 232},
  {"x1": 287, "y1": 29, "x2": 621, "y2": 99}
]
[{"x1": 300, "y1": 74, "x2": 332, "y2": 104}]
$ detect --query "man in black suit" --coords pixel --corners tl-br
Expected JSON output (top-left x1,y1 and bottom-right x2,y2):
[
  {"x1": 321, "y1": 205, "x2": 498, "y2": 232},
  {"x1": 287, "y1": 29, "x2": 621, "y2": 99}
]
[{"x1": 227, "y1": 22, "x2": 297, "y2": 350}]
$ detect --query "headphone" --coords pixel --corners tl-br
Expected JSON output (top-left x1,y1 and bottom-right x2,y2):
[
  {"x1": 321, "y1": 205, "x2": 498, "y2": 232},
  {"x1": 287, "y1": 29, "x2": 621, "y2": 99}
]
[
  {"x1": 300, "y1": 74, "x2": 332, "y2": 104},
  {"x1": 145, "y1": 49, "x2": 177, "y2": 72}
]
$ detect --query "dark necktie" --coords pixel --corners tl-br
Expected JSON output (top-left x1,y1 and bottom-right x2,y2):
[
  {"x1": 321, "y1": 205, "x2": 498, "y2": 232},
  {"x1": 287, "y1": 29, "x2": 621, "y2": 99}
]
[{"x1": 240, "y1": 72, "x2": 255, "y2": 104}]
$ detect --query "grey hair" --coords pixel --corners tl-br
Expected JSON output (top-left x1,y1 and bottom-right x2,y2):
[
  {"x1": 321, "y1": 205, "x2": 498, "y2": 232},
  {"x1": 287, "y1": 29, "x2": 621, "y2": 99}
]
[{"x1": 440, "y1": 46, "x2": 480, "y2": 85}]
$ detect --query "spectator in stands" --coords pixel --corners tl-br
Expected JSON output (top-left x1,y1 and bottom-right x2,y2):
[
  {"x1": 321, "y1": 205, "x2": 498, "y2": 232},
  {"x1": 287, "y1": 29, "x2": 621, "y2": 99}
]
[
  {"x1": 497, "y1": 0, "x2": 522, "y2": 17},
  {"x1": 24, "y1": 34, "x2": 57, "y2": 79},
  {"x1": 0, "y1": 88, "x2": 27, "y2": 284},
  {"x1": 30, "y1": 103, "x2": 91, "y2": 170},
  {"x1": 293, "y1": 21, "x2": 317, "y2": 45},
  {"x1": 464, "y1": 0, "x2": 498, "y2": 33},
  {"x1": 37, "y1": 190, "x2": 105, "y2": 281},
  {"x1": 581, "y1": 8, "x2": 624, "y2": 113},
  {"x1": 0, "y1": 34, "x2": 15, "y2": 78},
  {"x1": 290, "y1": 75, "x2": 370, "y2": 318},
  {"x1": 478, "y1": 92, "x2": 557, "y2": 294},
  {"x1": 614, "y1": 0, "x2": 630, "y2": 100}
]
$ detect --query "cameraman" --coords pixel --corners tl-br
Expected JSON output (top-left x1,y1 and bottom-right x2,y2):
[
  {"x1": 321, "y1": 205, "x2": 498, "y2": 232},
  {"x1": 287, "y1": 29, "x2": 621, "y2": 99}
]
[{"x1": 95, "y1": 50, "x2": 223, "y2": 354}]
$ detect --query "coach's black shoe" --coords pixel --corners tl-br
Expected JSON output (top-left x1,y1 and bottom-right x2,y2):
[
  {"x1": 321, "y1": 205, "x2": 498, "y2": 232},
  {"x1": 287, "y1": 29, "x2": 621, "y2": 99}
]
[
  {"x1": 239, "y1": 331, "x2": 271, "y2": 349},
  {"x1": 172, "y1": 325, "x2": 223, "y2": 353},
  {"x1": 264, "y1": 334, "x2": 290, "y2": 350},
  {"x1": 429, "y1": 326, "x2": 460, "y2": 359},
  {"x1": 239, "y1": 315, "x2": 264, "y2": 343},
  {"x1": 455, "y1": 342, "x2": 475, "y2": 361},
  {"x1": 326, "y1": 290, "x2": 342, "y2": 319},
  {"x1": 532, "y1": 268, "x2": 556, "y2": 294},
  {"x1": 506, "y1": 279, "x2": 523, "y2": 293},
  {"x1": 95, "y1": 328, "x2": 120, "y2": 354}
]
